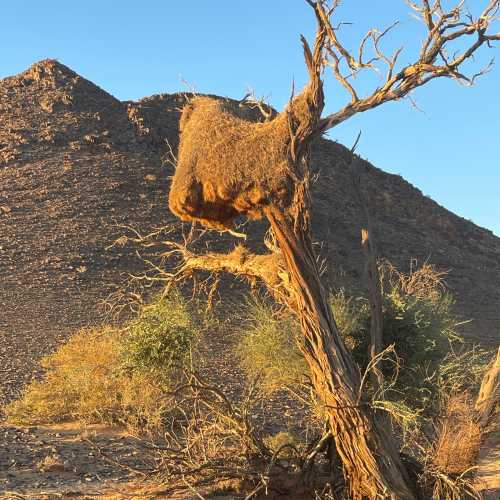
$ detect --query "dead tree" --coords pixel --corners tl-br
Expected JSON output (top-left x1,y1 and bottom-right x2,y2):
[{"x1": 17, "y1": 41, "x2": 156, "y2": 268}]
[
  {"x1": 166, "y1": 2, "x2": 500, "y2": 498},
  {"x1": 346, "y1": 138, "x2": 385, "y2": 391}
]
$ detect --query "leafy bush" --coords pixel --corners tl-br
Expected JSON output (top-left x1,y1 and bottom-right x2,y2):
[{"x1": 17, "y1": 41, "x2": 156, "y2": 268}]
[
  {"x1": 328, "y1": 290, "x2": 366, "y2": 351},
  {"x1": 345, "y1": 263, "x2": 466, "y2": 410},
  {"x1": 124, "y1": 289, "x2": 199, "y2": 378},
  {"x1": 349, "y1": 263, "x2": 457, "y2": 364},
  {"x1": 236, "y1": 295, "x2": 367, "y2": 398},
  {"x1": 237, "y1": 262, "x2": 475, "y2": 415},
  {"x1": 6, "y1": 290, "x2": 201, "y2": 430}
]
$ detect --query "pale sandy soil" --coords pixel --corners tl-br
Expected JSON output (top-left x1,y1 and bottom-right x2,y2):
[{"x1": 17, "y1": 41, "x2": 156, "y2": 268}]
[
  {"x1": 1, "y1": 420, "x2": 498, "y2": 499},
  {"x1": 0, "y1": 422, "x2": 158, "y2": 499}
]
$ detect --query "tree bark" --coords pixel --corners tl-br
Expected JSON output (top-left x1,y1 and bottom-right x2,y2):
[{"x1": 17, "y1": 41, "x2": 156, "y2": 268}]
[
  {"x1": 264, "y1": 205, "x2": 415, "y2": 500},
  {"x1": 476, "y1": 347, "x2": 500, "y2": 429}
]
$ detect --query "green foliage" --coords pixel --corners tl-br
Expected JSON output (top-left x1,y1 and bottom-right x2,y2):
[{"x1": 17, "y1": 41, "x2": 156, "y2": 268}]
[
  {"x1": 434, "y1": 346, "x2": 493, "y2": 395},
  {"x1": 237, "y1": 262, "x2": 477, "y2": 417},
  {"x1": 124, "y1": 289, "x2": 199, "y2": 378},
  {"x1": 348, "y1": 265, "x2": 460, "y2": 410},
  {"x1": 328, "y1": 290, "x2": 366, "y2": 351},
  {"x1": 343, "y1": 264, "x2": 457, "y2": 368},
  {"x1": 237, "y1": 298, "x2": 306, "y2": 395}
]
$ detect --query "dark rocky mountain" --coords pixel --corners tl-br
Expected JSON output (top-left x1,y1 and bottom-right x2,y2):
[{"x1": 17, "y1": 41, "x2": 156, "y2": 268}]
[{"x1": 1, "y1": 59, "x2": 499, "y2": 402}]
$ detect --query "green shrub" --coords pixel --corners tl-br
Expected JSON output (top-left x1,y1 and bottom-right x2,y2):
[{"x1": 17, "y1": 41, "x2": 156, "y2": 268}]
[
  {"x1": 237, "y1": 293, "x2": 371, "y2": 397},
  {"x1": 353, "y1": 264, "x2": 457, "y2": 360},
  {"x1": 237, "y1": 298, "x2": 307, "y2": 395},
  {"x1": 434, "y1": 346, "x2": 493, "y2": 396},
  {"x1": 345, "y1": 263, "x2": 464, "y2": 409},
  {"x1": 328, "y1": 290, "x2": 366, "y2": 351},
  {"x1": 238, "y1": 262, "x2": 472, "y2": 415},
  {"x1": 124, "y1": 289, "x2": 200, "y2": 378}
]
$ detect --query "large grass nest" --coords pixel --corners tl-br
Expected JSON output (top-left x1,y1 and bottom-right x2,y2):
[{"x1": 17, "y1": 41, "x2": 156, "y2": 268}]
[{"x1": 169, "y1": 93, "x2": 315, "y2": 230}]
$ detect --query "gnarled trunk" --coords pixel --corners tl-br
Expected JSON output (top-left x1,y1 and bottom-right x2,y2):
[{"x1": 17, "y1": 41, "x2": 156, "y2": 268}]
[{"x1": 265, "y1": 205, "x2": 415, "y2": 500}]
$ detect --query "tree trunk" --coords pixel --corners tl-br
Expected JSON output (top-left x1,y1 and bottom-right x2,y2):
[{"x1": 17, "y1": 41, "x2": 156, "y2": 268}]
[
  {"x1": 476, "y1": 347, "x2": 500, "y2": 429},
  {"x1": 361, "y1": 227, "x2": 384, "y2": 390},
  {"x1": 349, "y1": 159, "x2": 384, "y2": 390},
  {"x1": 265, "y1": 205, "x2": 415, "y2": 500}
]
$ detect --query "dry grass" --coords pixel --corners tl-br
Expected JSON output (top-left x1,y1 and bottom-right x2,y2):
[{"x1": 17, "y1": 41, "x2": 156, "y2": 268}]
[
  {"x1": 433, "y1": 394, "x2": 482, "y2": 476},
  {"x1": 237, "y1": 298, "x2": 307, "y2": 396},
  {"x1": 6, "y1": 290, "x2": 201, "y2": 431},
  {"x1": 5, "y1": 326, "x2": 170, "y2": 431},
  {"x1": 382, "y1": 260, "x2": 448, "y2": 301},
  {"x1": 419, "y1": 393, "x2": 484, "y2": 499}
]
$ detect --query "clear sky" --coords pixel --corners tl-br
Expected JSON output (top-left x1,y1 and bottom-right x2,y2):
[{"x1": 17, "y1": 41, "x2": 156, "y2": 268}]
[{"x1": 2, "y1": 1, "x2": 499, "y2": 236}]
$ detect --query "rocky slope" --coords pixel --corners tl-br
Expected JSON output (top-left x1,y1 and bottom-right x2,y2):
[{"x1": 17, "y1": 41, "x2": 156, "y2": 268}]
[{"x1": 1, "y1": 59, "x2": 499, "y2": 402}]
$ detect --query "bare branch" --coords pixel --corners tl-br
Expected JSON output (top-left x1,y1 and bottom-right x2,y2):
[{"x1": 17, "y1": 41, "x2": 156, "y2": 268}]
[
  {"x1": 239, "y1": 89, "x2": 275, "y2": 122},
  {"x1": 178, "y1": 245, "x2": 286, "y2": 291},
  {"x1": 302, "y1": 0, "x2": 500, "y2": 134}
]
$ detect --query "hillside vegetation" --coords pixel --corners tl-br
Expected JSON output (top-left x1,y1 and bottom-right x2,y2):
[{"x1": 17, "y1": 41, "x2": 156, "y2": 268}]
[{"x1": 5, "y1": 265, "x2": 495, "y2": 498}]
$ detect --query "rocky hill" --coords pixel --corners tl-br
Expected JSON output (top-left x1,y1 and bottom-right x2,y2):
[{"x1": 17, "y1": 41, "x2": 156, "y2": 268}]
[{"x1": 1, "y1": 59, "x2": 499, "y2": 402}]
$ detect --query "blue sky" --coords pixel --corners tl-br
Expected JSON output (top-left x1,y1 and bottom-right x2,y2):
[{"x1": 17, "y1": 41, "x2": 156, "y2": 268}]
[{"x1": 2, "y1": 1, "x2": 499, "y2": 235}]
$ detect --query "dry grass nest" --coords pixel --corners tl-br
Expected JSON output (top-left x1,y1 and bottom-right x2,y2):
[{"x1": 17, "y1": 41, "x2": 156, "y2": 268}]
[{"x1": 169, "y1": 92, "x2": 317, "y2": 230}]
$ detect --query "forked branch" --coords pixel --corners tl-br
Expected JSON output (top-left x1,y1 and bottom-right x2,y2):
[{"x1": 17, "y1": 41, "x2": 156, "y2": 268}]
[{"x1": 304, "y1": 0, "x2": 500, "y2": 134}]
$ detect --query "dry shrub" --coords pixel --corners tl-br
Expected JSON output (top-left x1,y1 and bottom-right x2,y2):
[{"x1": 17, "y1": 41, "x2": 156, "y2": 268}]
[
  {"x1": 264, "y1": 431, "x2": 304, "y2": 457},
  {"x1": 149, "y1": 373, "x2": 276, "y2": 497},
  {"x1": 432, "y1": 394, "x2": 482, "y2": 476},
  {"x1": 5, "y1": 327, "x2": 168, "y2": 430},
  {"x1": 418, "y1": 393, "x2": 484, "y2": 500},
  {"x1": 169, "y1": 92, "x2": 315, "y2": 230},
  {"x1": 153, "y1": 373, "x2": 338, "y2": 499},
  {"x1": 237, "y1": 298, "x2": 307, "y2": 396},
  {"x1": 410, "y1": 349, "x2": 497, "y2": 500},
  {"x1": 6, "y1": 291, "x2": 201, "y2": 432},
  {"x1": 384, "y1": 260, "x2": 448, "y2": 301}
]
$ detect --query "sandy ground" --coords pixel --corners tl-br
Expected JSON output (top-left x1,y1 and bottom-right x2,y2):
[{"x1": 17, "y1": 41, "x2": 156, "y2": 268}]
[
  {"x1": 0, "y1": 323, "x2": 303, "y2": 499},
  {"x1": 0, "y1": 422, "x2": 160, "y2": 499},
  {"x1": 0, "y1": 421, "x2": 498, "y2": 499}
]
